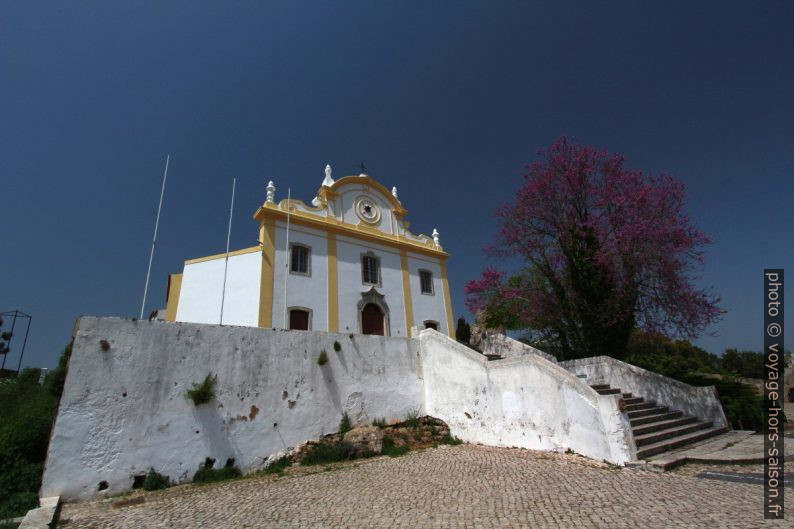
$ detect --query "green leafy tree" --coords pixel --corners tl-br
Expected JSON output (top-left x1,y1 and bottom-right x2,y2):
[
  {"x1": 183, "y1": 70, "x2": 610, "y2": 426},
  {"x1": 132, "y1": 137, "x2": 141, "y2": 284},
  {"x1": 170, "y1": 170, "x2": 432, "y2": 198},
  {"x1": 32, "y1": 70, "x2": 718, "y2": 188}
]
[{"x1": 721, "y1": 349, "x2": 765, "y2": 379}]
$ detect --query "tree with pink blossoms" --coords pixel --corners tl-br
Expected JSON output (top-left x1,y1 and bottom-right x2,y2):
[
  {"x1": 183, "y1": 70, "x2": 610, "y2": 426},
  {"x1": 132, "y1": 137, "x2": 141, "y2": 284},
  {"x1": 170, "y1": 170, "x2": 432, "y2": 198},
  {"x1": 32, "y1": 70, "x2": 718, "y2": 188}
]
[{"x1": 465, "y1": 137, "x2": 723, "y2": 360}]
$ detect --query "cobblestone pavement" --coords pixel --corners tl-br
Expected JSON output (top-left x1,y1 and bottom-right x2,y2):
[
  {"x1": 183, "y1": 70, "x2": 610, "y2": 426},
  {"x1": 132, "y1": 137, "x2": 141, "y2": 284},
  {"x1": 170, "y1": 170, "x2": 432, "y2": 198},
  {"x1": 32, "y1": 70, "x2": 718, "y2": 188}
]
[{"x1": 59, "y1": 445, "x2": 791, "y2": 529}]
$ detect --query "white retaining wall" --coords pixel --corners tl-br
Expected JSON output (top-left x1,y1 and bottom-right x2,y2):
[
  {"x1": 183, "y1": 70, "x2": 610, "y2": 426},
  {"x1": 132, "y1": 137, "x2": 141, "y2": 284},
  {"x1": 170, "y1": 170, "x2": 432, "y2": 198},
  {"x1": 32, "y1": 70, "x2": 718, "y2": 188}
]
[
  {"x1": 420, "y1": 331, "x2": 634, "y2": 465},
  {"x1": 42, "y1": 318, "x2": 657, "y2": 502},
  {"x1": 41, "y1": 317, "x2": 424, "y2": 501}
]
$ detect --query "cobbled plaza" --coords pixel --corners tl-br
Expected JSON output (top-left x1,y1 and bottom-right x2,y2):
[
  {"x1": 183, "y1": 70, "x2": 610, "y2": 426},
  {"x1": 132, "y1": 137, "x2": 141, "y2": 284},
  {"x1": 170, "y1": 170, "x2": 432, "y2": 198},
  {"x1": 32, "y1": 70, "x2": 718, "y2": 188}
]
[{"x1": 58, "y1": 444, "x2": 790, "y2": 529}]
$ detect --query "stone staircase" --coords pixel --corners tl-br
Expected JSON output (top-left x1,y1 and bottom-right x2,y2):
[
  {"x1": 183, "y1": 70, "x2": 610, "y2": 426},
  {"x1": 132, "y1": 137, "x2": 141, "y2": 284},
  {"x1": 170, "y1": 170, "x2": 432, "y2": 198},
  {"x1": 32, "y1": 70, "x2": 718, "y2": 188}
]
[{"x1": 591, "y1": 384, "x2": 729, "y2": 460}]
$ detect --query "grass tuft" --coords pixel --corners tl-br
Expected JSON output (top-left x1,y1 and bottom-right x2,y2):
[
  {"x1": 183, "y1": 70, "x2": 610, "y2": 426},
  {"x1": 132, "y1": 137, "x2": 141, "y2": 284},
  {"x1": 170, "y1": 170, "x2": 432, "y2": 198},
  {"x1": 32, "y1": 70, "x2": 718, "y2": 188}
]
[
  {"x1": 192, "y1": 464, "x2": 242, "y2": 484},
  {"x1": 317, "y1": 350, "x2": 328, "y2": 366},
  {"x1": 185, "y1": 373, "x2": 217, "y2": 406},
  {"x1": 339, "y1": 412, "x2": 352, "y2": 435},
  {"x1": 300, "y1": 442, "x2": 355, "y2": 466},
  {"x1": 143, "y1": 468, "x2": 170, "y2": 491},
  {"x1": 382, "y1": 436, "x2": 410, "y2": 457}
]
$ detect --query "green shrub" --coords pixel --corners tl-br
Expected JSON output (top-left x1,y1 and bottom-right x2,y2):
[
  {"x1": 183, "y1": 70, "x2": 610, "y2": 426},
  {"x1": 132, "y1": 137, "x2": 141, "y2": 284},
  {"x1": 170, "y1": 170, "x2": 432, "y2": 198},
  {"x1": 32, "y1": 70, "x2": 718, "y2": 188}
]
[
  {"x1": 317, "y1": 350, "x2": 328, "y2": 366},
  {"x1": 143, "y1": 468, "x2": 170, "y2": 491},
  {"x1": 0, "y1": 359, "x2": 62, "y2": 520},
  {"x1": 186, "y1": 373, "x2": 217, "y2": 406},
  {"x1": 371, "y1": 417, "x2": 387, "y2": 428},
  {"x1": 339, "y1": 412, "x2": 352, "y2": 435},
  {"x1": 441, "y1": 433, "x2": 463, "y2": 446},
  {"x1": 192, "y1": 464, "x2": 242, "y2": 484},
  {"x1": 300, "y1": 441, "x2": 355, "y2": 466},
  {"x1": 333, "y1": 341, "x2": 342, "y2": 352},
  {"x1": 263, "y1": 456, "x2": 291, "y2": 474},
  {"x1": 44, "y1": 343, "x2": 72, "y2": 400},
  {"x1": 381, "y1": 436, "x2": 410, "y2": 457}
]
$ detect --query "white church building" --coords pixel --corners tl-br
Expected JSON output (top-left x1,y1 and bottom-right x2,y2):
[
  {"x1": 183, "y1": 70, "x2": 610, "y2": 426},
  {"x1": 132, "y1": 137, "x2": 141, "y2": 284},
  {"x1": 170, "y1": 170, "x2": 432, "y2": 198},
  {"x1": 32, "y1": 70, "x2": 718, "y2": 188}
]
[{"x1": 163, "y1": 166, "x2": 454, "y2": 337}]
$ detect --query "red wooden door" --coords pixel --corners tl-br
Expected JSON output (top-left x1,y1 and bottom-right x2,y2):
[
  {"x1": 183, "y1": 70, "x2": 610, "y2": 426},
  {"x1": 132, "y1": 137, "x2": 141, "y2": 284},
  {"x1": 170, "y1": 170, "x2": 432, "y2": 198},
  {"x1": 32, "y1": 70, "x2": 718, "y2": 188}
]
[
  {"x1": 361, "y1": 303, "x2": 384, "y2": 335},
  {"x1": 289, "y1": 309, "x2": 309, "y2": 330}
]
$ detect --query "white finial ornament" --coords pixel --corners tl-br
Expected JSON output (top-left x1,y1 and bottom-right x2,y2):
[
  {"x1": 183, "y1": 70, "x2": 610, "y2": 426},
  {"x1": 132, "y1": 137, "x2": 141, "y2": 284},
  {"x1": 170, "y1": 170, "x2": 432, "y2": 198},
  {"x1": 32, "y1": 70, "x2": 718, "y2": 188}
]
[
  {"x1": 322, "y1": 164, "x2": 335, "y2": 187},
  {"x1": 392, "y1": 186, "x2": 398, "y2": 199},
  {"x1": 432, "y1": 228, "x2": 440, "y2": 247},
  {"x1": 266, "y1": 181, "x2": 275, "y2": 203}
]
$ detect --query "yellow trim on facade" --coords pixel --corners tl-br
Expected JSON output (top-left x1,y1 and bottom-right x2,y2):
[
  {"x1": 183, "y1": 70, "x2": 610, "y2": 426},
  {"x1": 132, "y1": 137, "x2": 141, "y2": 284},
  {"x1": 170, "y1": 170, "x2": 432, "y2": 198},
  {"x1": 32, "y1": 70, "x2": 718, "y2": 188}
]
[
  {"x1": 164, "y1": 273, "x2": 182, "y2": 322},
  {"x1": 400, "y1": 250, "x2": 415, "y2": 335},
  {"x1": 258, "y1": 219, "x2": 277, "y2": 328},
  {"x1": 440, "y1": 259, "x2": 455, "y2": 338},
  {"x1": 184, "y1": 246, "x2": 261, "y2": 265},
  {"x1": 253, "y1": 204, "x2": 447, "y2": 259},
  {"x1": 327, "y1": 233, "x2": 339, "y2": 332}
]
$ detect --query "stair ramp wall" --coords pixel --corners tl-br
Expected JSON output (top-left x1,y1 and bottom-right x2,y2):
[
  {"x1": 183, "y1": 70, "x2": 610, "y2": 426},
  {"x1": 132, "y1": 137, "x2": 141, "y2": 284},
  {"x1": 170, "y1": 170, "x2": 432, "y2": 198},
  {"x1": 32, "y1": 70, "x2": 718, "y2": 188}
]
[
  {"x1": 560, "y1": 356, "x2": 729, "y2": 433},
  {"x1": 419, "y1": 330, "x2": 634, "y2": 465}
]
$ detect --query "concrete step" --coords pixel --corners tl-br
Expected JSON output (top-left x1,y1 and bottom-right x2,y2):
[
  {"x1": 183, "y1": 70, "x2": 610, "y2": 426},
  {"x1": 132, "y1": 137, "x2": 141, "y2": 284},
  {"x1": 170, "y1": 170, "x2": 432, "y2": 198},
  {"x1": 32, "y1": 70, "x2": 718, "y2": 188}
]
[
  {"x1": 634, "y1": 421, "x2": 713, "y2": 447},
  {"x1": 632, "y1": 416, "x2": 698, "y2": 436},
  {"x1": 590, "y1": 384, "x2": 611, "y2": 391},
  {"x1": 629, "y1": 410, "x2": 683, "y2": 426},
  {"x1": 622, "y1": 392, "x2": 633, "y2": 399},
  {"x1": 623, "y1": 396, "x2": 644, "y2": 405},
  {"x1": 627, "y1": 406, "x2": 669, "y2": 419},
  {"x1": 485, "y1": 354, "x2": 502, "y2": 361},
  {"x1": 636, "y1": 426, "x2": 729, "y2": 460},
  {"x1": 596, "y1": 388, "x2": 621, "y2": 395},
  {"x1": 624, "y1": 401, "x2": 657, "y2": 412}
]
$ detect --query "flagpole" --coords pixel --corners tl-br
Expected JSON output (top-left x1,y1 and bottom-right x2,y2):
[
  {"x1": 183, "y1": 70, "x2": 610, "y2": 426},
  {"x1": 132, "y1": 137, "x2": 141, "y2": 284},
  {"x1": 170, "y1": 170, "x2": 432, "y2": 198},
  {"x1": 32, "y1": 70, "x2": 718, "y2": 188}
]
[
  {"x1": 220, "y1": 177, "x2": 236, "y2": 325},
  {"x1": 283, "y1": 188, "x2": 291, "y2": 328},
  {"x1": 140, "y1": 154, "x2": 170, "y2": 319}
]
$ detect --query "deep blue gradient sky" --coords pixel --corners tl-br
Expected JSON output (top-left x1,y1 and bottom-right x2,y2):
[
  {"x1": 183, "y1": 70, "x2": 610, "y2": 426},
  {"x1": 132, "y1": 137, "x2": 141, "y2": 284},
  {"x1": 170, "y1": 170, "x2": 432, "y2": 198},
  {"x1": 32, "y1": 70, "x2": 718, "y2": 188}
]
[{"x1": 2, "y1": 1, "x2": 792, "y2": 369}]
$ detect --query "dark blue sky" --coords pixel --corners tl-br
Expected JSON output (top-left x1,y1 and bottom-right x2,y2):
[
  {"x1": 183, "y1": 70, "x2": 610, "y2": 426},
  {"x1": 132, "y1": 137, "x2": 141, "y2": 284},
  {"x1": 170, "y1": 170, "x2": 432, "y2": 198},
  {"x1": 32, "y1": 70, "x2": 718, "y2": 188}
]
[{"x1": 3, "y1": 1, "x2": 792, "y2": 369}]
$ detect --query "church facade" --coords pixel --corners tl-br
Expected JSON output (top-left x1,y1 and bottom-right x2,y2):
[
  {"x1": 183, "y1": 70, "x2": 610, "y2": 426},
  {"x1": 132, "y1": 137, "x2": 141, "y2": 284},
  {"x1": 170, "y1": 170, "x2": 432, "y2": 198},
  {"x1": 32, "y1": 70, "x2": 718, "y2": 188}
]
[{"x1": 163, "y1": 166, "x2": 454, "y2": 337}]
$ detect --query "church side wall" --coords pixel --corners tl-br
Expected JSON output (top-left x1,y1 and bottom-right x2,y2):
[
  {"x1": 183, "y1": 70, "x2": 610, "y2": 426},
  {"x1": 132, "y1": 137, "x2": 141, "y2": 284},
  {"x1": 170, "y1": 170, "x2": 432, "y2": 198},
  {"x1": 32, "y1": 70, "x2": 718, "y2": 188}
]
[
  {"x1": 406, "y1": 253, "x2": 449, "y2": 335},
  {"x1": 41, "y1": 317, "x2": 424, "y2": 501},
  {"x1": 270, "y1": 222, "x2": 329, "y2": 330},
  {"x1": 336, "y1": 236, "x2": 409, "y2": 337},
  {"x1": 176, "y1": 251, "x2": 261, "y2": 326}
]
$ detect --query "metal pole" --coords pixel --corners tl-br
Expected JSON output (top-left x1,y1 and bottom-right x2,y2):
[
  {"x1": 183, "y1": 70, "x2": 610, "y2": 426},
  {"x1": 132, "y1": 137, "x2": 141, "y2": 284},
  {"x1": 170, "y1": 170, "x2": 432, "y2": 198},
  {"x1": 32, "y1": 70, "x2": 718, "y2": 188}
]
[
  {"x1": 140, "y1": 154, "x2": 171, "y2": 319},
  {"x1": 220, "y1": 178, "x2": 236, "y2": 325},
  {"x1": 1, "y1": 310, "x2": 17, "y2": 371},
  {"x1": 283, "y1": 188, "x2": 291, "y2": 329},
  {"x1": 15, "y1": 315, "x2": 31, "y2": 374}
]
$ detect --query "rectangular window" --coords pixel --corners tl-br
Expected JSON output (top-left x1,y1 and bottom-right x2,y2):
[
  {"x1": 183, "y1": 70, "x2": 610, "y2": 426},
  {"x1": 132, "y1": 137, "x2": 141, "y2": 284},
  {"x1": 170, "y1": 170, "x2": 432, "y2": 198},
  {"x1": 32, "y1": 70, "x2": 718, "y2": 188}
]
[
  {"x1": 362, "y1": 254, "x2": 380, "y2": 285},
  {"x1": 419, "y1": 270, "x2": 434, "y2": 295},
  {"x1": 290, "y1": 244, "x2": 310, "y2": 275}
]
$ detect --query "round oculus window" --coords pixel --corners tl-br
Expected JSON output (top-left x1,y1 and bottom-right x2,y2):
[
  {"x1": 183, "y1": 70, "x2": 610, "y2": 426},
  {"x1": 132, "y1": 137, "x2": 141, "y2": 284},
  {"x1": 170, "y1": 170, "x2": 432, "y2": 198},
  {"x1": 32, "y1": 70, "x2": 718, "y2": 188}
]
[{"x1": 354, "y1": 197, "x2": 381, "y2": 224}]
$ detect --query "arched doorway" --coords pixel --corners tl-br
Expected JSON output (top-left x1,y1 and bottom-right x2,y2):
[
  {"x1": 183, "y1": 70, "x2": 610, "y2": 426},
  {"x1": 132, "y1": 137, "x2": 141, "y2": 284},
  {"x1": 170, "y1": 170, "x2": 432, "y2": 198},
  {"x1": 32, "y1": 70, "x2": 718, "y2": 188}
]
[{"x1": 361, "y1": 303, "x2": 385, "y2": 336}]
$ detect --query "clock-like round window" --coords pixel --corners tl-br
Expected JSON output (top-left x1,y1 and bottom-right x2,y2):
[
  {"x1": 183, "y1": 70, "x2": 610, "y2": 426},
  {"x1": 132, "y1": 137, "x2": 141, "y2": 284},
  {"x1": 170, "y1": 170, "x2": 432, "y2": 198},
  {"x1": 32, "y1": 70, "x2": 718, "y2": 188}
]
[{"x1": 354, "y1": 196, "x2": 382, "y2": 225}]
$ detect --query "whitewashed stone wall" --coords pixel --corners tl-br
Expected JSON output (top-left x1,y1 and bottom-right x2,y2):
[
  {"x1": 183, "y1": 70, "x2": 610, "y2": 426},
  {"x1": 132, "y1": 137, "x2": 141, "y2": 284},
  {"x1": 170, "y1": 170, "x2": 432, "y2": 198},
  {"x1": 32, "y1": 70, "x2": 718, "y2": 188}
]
[
  {"x1": 41, "y1": 317, "x2": 424, "y2": 501},
  {"x1": 42, "y1": 318, "x2": 646, "y2": 502}
]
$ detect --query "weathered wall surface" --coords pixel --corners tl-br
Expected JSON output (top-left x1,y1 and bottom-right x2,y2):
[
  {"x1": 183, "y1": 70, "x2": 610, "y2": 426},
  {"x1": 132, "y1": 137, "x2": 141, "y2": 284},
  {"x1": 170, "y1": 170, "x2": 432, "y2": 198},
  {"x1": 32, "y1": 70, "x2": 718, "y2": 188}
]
[
  {"x1": 419, "y1": 331, "x2": 634, "y2": 465},
  {"x1": 41, "y1": 317, "x2": 424, "y2": 501},
  {"x1": 479, "y1": 333, "x2": 558, "y2": 363},
  {"x1": 561, "y1": 356, "x2": 728, "y2": 428}
]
